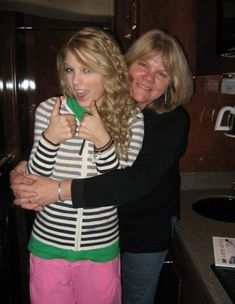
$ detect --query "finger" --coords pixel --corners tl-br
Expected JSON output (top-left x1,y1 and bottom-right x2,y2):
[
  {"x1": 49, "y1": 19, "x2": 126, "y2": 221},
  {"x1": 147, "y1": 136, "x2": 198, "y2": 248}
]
[
  {"x1": 11, "y1": 187, "x2": 38, "y2": 198},
  {"x1": 20, "y1": 175, "x2": 35, "y2": 185},
  {"x1": 51, "y1": 97, "x2": 61, "y2": 117},
  {"x1": 15, "y1": 174, "x2": 35, "y2": 185},
  {"x1": 21, "y1": 202, "x2": 43, "y2": 211},
  {"x1": 90, "y1": 100, "x2": 99, "y2": 118},
  {"x1": 14, "y1": 198, "x2": 30, "y2": 205}
]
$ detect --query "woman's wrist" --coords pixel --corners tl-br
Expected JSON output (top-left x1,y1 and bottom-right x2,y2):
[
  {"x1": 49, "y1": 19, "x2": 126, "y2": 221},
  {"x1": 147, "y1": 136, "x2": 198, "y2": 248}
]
[
  {"x1": 93, "y1": 133, "x2": 111, "y2": 149},
  {"x1": 11, "y1": 160, "x2": 28, "y2": 174},
  {"x1": 42, "y1": 131, "x2": 59, "y2": 146},
  {"x1": 94, "y1": 137, "x2": 114, "y2": 153},
  {"x1": 57, "y1": 180, "x2": 72, "y2": 201}
]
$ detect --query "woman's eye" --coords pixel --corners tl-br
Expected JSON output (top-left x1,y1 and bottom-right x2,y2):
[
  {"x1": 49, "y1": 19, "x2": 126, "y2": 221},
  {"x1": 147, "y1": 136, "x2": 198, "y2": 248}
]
[
  {"x1": 65, "y1": 67, "x2": 73, "y2": 73},
  {"x1": 83, "y1": 67, "x2": 91, "y2": 73},
  {"x1": 139, "y1": 61, "x2": 147, "y2": 68},
  {"x1": 156, "y1": 72, "x2": 168, "y2": 79}
]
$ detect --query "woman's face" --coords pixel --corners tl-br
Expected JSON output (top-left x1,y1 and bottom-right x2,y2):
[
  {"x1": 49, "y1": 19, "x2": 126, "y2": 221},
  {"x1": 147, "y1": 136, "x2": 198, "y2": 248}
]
[
  {"x1": 64, "y1": 50, "x2": 105, "y2": 110},
  {"x1": 128, "y1": 54, "x2": 171, "y2": 109}
]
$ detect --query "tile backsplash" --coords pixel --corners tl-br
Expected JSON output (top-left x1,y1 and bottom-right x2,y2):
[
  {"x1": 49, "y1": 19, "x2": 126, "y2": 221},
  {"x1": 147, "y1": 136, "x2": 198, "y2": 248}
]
[{"x1": 180, "y1": 75, "x2": 235, "y2": 172}]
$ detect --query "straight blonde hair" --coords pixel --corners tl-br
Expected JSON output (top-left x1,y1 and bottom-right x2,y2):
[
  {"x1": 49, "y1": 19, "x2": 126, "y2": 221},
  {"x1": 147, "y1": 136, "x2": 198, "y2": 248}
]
[{"x1": 125, "y1": 29, "x2": 194, "y2": 113}]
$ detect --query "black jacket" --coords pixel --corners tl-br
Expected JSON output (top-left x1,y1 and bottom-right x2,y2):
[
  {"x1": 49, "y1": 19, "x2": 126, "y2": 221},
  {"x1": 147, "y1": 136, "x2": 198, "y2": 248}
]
[{"x1": 72, "y1": 106, "x2": 190, "y2": 252}]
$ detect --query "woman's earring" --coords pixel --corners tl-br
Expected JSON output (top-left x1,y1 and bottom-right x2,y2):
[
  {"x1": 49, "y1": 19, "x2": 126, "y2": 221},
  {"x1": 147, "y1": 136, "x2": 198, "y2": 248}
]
[{"x1": 164, "y1": 91, "x2": 168, "y2": 105}]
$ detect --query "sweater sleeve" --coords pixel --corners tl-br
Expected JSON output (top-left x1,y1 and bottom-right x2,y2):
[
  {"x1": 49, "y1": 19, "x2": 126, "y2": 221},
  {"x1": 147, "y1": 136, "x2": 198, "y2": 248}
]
[
  {"x1": 94, "y1": 108, "x2": 144, "y2": 173},
  {"x1": 93, "y1": 144, "x2": 120, "y2": 173},
  {"x1": 27, "y1": 99, "x2": 59, "y2": 176},
  {"x1": 72, "y1": 107, "x2": 189, "y2": 208},
  {"x1": 27, "y1": 134, "x2": 59, "y2": 176}
]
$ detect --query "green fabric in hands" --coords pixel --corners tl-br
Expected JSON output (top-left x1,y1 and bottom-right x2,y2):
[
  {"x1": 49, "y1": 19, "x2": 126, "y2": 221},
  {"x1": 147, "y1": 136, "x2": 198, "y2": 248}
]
[{"x1": 67, "y1": 97, "x2": 91, "y2": 121}]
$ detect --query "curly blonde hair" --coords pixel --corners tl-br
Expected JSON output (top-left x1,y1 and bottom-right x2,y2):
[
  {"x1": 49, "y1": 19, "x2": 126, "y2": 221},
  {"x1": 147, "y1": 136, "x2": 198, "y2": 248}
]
[{"x1": 57, "y1": 27, "x2": 136, "y2": 159}]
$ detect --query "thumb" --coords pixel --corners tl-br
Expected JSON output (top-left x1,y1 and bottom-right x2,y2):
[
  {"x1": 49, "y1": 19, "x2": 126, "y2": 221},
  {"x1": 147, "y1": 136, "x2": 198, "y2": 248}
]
[
  {"x1": 90, "y1": 100, "x2": 100, "y2": 117},
  {"x1": 51, "y1": 97, "x2": 61, "y2": 117}
]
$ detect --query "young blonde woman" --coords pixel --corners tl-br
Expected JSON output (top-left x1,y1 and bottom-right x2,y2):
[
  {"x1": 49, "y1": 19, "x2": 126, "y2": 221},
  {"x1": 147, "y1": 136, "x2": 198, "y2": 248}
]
[{"x1": 13, "y1": 27, "x2": 144, "y2": 304}]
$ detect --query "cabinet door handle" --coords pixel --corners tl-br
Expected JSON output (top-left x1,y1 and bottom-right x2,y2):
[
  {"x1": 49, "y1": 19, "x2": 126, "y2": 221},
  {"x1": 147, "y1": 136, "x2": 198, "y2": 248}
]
[
  {"x1": 0, "y1": 152, "x2": 16, "y2": 175},
  {"x1": 124, "y1": 0, "x2": 138, "y2": 40},
  {"x1": 131, "y1": 0, "x2": 137, "y2": 30}
]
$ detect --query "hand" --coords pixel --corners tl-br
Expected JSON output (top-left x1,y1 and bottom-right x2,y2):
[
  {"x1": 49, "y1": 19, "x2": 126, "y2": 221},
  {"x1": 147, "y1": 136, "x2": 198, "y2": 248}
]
[
  {"x1": 44, "y1": 97, "x2": 78, "y2": 144},
  {"x1": 11, "y1": 174, "x2": 58, "y2": 208},
  {"x1": 79, "y1": 100, "x2": 110, "y2": 147},
  {"x1": 10, "y1": 169, "x2": 43, "y2": 211},
  {"x1": 10, "y1": 166, "x2": 35, "y2": 199}
]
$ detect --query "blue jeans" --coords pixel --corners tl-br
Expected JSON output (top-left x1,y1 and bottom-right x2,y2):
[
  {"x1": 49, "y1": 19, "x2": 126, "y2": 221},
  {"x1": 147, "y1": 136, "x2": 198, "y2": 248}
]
[{"x1": 121, "y1": 250, "x2": 168, "y2": 304}]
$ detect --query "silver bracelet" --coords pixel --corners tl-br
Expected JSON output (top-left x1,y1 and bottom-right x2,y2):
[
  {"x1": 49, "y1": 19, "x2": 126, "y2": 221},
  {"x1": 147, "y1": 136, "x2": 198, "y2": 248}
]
[
  {"x1": 57, "y1": 181, "x2": 62, "y2": 202},
  {"x1": 10, "y1": 168, "x2": 24, "y2": 174}
]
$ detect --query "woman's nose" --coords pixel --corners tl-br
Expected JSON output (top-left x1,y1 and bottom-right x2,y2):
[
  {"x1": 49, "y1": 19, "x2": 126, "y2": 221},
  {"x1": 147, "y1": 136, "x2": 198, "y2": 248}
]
[
  {"x1": 73, "y1": 72, "x2": 83, "y2": 85},
  {"x1": 144, "y1": 70, "x2": 155, "y2": 83}
]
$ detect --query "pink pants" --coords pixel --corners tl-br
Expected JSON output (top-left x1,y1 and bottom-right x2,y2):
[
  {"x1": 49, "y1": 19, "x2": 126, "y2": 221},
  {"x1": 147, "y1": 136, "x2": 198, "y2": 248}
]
[{"x1": 29, "y1": 254, "x2": 121, "y2": 304}]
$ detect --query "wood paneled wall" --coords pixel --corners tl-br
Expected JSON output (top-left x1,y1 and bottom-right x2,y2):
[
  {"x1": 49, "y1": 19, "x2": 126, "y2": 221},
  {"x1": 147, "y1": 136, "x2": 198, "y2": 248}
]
[{"x1": 180, "y1": 75, "x2": 235, "y2": 172}]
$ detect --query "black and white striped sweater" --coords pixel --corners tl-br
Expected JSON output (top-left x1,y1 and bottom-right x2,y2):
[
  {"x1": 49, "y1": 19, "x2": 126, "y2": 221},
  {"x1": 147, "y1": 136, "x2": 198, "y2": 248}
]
[{"x1": 27, "y1": 97, "x2": 144, "y2": 255}]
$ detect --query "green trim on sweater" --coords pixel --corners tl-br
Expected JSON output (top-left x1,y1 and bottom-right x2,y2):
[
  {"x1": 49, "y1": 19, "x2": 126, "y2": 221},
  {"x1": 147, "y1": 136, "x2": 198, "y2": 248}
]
[
  {"x1": 28, "y1": 236, "x2": 119, "y2": 262},
  {"x1": 67, "y1": 97, "x2": 91, "y2": 120}
]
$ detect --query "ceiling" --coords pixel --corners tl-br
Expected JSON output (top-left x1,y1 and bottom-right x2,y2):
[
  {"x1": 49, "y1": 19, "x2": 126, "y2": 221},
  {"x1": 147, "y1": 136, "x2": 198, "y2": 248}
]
[{"x1": 0, "y1": 0, "x2": 114, "y2": 21}]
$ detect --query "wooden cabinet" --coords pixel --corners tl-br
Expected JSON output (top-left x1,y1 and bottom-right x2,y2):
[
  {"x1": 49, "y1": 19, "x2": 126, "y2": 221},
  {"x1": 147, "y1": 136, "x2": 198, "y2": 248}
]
[
  {"x1": 196, "y1": 0, "x2": 235, "y2": 75},
  {"x1": 155, "y1": 256, "x2": 181, "y2": 304},
  {"x1": 2, "y1": 12, "x2": 113, "y2": 152},
  {"x1": 114, "y1": 0, "x2": 235, "y2": 76},
  {"x1": 114, "y1": 0, "x2": 197, "y2": 72},
  {"x1": 171, "y1": 236, "x2": 217, "y2": 304}
]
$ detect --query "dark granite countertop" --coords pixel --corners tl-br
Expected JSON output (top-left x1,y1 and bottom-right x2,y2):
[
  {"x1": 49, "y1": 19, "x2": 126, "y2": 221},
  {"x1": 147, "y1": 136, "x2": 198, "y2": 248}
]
[{"x1": 175, "y1": 187, "x2": 235, "y2": 304}]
